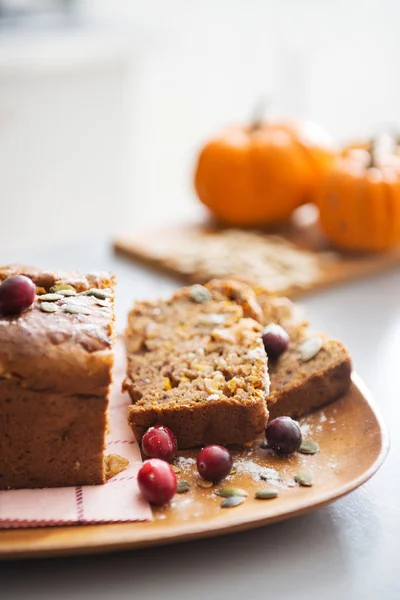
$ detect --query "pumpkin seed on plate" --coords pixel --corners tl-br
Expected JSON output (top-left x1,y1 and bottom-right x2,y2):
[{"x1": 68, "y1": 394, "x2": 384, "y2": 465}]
[
  {"x1": 255, "y1": 489, "x2": 278, "y2": 500},
  {"x1": 299, "y1": 439, "x2": 320, "y2": 455},
  {"x1": 230, "y1": 465, "x2": 237, "y2": 475},
  {"x1": 197, "y1": 479, "x2": 213, "y2": 489},
  {"x1": 58, "y1": 289, "x2": 77, "y2": 297},
  {"x1": 220, "y1": 496, "x2": 246, "y2": 509},
  {"x1": 171, "y1": 465, "x2": 181, "y2": 474},
  {"x1": 177, "y1": 481, "x2": 190, "y2": 494},
  {"x1": 260, "y1": 439, "x2": 269, "y2": 450},
  {"x1": 215, "y1": 487, "x2": 248, "y2": 498},
  {"x1": 295, "y1": 472, "x2": 313, "y2": 487}
]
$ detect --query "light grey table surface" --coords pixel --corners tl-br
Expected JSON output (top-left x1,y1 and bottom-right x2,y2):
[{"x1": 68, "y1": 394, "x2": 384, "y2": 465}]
[{"x1": 0, "y1": 239, "x2": 399, "y2": 600}]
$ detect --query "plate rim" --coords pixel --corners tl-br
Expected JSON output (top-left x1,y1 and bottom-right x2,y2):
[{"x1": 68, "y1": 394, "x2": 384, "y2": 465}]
[{"x1": 0, "y1": 373, "x2": 390, "y2": 560}]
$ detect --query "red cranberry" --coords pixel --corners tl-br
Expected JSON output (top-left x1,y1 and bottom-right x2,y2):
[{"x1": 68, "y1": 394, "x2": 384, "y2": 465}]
[
  {"x1": 265, "y1": 416, "x2": 302, "y2": 455},
  {"x1": 142, "y1": 426, "x2": 177, "y2": 462},
  {"x1": 262, "y1": 324, "x2": 290, "y2": 360},
  {"x1": 0, "y1": 275, "x2": 36, "y2": 317},
  {"x1": 137, "y1": 458, "x2": 177, "y2": 506},
  {"x1": 197, "y1": 445, "x2": 233, "y2": 482}
]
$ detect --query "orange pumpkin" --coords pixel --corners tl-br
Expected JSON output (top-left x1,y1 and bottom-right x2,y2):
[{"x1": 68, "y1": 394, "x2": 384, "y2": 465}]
[
  {"x1": 194, "y1": 120, "x2": 334, "y2": 227},
  {"x1": 316, "y1": 146, "x2": 400, "y2": 251}
]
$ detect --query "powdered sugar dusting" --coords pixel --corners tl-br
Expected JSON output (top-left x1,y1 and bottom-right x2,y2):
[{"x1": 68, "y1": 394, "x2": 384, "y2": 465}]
[
  {"x1": 175, "y1": 456, "x2": 196, "y2": 469},
  {"x1": 300, "y1": 423, "x2": 312, "y2": 438},
  {"x1": 234, "y1": 458, "x2": 281, "y2": 484},
  {"x1": 300, "y1": 409, "x2": 335, "y2": 437},
  {"x1": 168, "y1": 495, "x2": 208, "y2": 520}
]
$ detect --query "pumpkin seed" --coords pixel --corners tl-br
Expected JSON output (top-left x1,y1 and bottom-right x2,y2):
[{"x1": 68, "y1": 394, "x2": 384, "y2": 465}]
[
  {"x1": 295, "y1": 472, "x2": 313, "y2": 487},
  {"x1": 84, "y1": 288, "x2": 113, "y2": 300},
  {"x1": 260, "y1": 439, "x2": 269, "y2": 449},
  {"x1": 220, "y1": 496, "x2": 246, "y2": 508},
  {"x1": 230, "y1": 465, "x2": 237, "y2": 475},
  {"x1": 95, "y1": 299, "x2": 109, "y2": 307},
  {"x1": 50, "y1": 284, "x2": 76, "y2": 294},
  {"x1": 197, "y1": 479, "x2": 213, "y2": 488},
  {"x1": 299, "y1": 337, "x2": 322, "y2": 362},
  {"x1": 177, "y1": 481, "x2": 190, "y2": 494},
  {"x1": 189, "y1": 284, "x2": 211, "y2": 303},
  {"x1": 215, "y1": 487, "x2": 248, "y2": 498},
  {"x1": 38, "y1": 293, "x2": 62, "y2": 302},
  {"x1": 39, "y1": 302, "x2": 59, "y2": 313},
  {"x1": 171, "y1": 465, "x2": 181, "y2": 474},
  {"x1": 255, "y1": 489, "x2": 278, "y2": 500},
  {"x1": 62, "y1": 304, "x2": 91, "y2": 315},
  {"x1": 299, "y1": 439, "x2": 320, "y2": 455},
  {"x1": 58, "y1": 289, "x2": 77, "y2": 297}
]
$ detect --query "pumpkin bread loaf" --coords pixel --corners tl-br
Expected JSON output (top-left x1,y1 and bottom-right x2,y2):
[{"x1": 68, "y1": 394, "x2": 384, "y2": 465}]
[
  {"x1": 0, "y1": 265, "x2": 116, "y2": 489},
  {"x1": 124, "y1": 281, "x2": 269, "y2": 448},
  {"x1": 254, "y1": 288, "x2": 352, "y2": 419}
]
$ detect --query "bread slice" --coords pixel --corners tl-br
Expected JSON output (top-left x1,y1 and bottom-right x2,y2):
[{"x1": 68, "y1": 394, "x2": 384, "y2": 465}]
[
  {"x1": 254, "y1": 287, "x2": 352, "y2": 419},
  {"x1": 124, "y1": 280, "x2": 269, "y2": 448}
]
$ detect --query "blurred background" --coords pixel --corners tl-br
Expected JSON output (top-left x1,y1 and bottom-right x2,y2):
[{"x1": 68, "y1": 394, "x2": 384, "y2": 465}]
[{"x1": 1, "y1": 0, "x2": 399, "y2": 252}]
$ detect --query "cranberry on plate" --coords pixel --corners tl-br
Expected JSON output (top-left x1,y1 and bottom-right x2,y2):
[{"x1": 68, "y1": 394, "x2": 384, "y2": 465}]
[
  {"x1": 142, "y1": 425, "x2": 178, "y2": 462},
  {"x1": 265, "y1": 416, "x2": 302, "y2": 455},
  {"x1": 197, "y1": 445, "x2": 233, "y2": 482},
  {"x1": 261, "y1": 324, "x2": 290, "y2": 360},
  {"x1": 137, "y1": 458, "x2": 177, "y2": 506},
  {"x1": 0, "y1": 275, "x2": 36, "y2": 317}
]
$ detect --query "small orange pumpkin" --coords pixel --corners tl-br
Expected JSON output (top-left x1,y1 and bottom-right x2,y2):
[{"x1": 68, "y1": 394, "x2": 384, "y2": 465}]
[
  {"x1": 316, "y1": 145, "x2": 400, "y2": 251},
  {"x1": 194, "y1": 120, "x2": 334, "y2": 227}
]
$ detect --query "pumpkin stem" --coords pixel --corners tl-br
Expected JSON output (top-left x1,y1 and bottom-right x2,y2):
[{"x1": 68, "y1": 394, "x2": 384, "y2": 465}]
[
  {"x1": 250, "y1": 97, "x2": 270, "y2": 132},
  {"x1": 367, "y1": 140, "x2": 377, "y2": 168}
]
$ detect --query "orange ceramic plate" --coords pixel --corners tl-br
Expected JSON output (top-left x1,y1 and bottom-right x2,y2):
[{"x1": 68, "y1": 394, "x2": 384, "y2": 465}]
[{"x1": 0, "y1": 374, "x2": 389, "y2": 560}]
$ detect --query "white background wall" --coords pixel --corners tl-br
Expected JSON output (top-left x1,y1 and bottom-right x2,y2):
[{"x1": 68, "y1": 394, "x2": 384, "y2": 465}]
[{"x1": 1, "y1": 0, "x2": 400, "y2": 251}]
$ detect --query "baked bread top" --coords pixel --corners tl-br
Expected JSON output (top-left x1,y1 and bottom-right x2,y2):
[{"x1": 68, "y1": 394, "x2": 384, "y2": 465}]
[{"x1": 0, "y1": 265, "x2": 116, "y2": 394}]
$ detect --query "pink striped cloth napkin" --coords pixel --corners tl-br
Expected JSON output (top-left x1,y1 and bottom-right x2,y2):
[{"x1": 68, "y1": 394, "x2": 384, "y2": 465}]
[{"x1": 0, "y1": 346, "x2": 152, "y2": 528}]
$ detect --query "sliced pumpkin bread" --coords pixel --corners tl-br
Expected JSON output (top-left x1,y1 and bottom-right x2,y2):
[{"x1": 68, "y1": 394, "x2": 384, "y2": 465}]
[
  {"x1": 254, "y1": 287, "x2": 352, "y2": 419},
  {"x1": 124, "y1": 280, "x2": 269, "y2": 448}
]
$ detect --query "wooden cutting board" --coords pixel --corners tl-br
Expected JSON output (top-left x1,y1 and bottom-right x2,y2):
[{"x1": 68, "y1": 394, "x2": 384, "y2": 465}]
[{"x1": 114, "y1": 209, "x2": 400, "y2": 298}]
